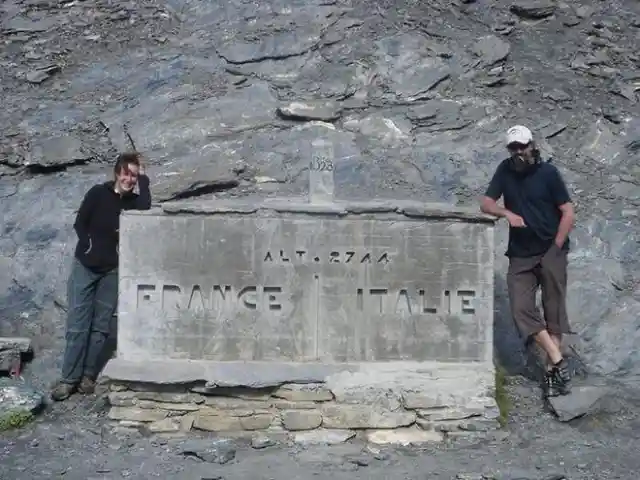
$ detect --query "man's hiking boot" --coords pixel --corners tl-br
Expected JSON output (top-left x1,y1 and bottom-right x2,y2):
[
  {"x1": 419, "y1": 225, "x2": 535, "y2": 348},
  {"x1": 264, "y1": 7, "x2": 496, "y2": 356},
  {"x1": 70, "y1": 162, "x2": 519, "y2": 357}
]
[
  {"x1": 51, "y1": 381, "x2": 76, "y2": 401},
  {"x1": 78, "y1": 376, "x2": 96, "y2": 395},
  {"x1": 544, "y1": 358, "x2": 572, "y2": 398}
]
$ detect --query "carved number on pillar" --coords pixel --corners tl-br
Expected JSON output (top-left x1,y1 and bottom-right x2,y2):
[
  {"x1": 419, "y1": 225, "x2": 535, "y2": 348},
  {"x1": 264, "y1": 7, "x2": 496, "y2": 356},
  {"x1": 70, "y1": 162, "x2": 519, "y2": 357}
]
[{"x1": 310, "y1": 155, "x2": 334, "y2": 172}]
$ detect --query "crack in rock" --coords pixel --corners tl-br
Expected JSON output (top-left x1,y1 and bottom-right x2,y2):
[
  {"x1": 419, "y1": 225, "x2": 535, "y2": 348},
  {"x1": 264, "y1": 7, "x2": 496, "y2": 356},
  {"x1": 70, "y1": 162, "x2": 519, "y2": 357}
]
[{"x1": 159, "y1": 178, "x2": 241, "y2": 203}]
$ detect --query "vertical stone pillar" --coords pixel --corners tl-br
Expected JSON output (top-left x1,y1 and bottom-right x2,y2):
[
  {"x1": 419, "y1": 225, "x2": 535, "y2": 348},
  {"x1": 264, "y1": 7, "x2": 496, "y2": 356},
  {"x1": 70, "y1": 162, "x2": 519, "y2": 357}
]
[{"x1": 308, "y1": 138, "x2": 335, "y2": 204}]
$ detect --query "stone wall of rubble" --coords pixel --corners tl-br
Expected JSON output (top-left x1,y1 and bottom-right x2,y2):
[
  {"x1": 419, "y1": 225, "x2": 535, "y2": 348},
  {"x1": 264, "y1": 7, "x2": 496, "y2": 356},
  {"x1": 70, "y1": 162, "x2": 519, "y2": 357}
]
[{"x1": 106, "y1": 381, "x2": 501, "y2": 445}]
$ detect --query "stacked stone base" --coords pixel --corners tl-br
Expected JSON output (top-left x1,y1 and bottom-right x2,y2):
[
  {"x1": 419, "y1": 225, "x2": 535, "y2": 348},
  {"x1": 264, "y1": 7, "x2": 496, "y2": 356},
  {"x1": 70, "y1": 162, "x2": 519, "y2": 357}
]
[{"x1": 105, "y1": 380, "x2": 502, "y2": 446}]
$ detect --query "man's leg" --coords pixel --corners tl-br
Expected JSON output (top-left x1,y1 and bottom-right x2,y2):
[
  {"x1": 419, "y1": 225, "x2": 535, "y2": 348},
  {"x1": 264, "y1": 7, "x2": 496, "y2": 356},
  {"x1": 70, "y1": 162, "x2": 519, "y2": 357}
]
[
  {"x1": 549, "y1": 334, "x2": 563, "y2": 367},
  {"x1": 80, "y1": 268, "x2": 118, "y2": 394},
  {"x1": 533, "y1": 330, "x2": 563, "y2": 364},
  {"x1": 540, "y1": 246, "x2": 572, "y2": 393},
  {"x1": 507, "y1": 256, "x2": 565, "y2": 394},
  {"x1": 52, "y1": 259, "x2": 98, "y2": 401}
]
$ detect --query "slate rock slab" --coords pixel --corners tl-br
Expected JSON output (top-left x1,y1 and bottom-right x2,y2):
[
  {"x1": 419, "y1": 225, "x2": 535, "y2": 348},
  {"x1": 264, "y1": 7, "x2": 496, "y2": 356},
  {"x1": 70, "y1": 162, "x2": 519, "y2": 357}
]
[
  {"x1": 0, "y1": 378, "x2": 45, "y2": 419},
  {"x1": 179, "y1": 438, "x2": 237, "y2": 464},
  {"x1": 277, "y1": 101, "x2": 342, "y2": 122},
  {"x1": 2, "y1": 16, "x2": 58, "y2": 34},
  {"x1": 0, "y1": 337, "x2": 33, "y2": 375},
  {"x1": 213, "y1": 9, "x2": 336, "y2": 65},
  {"x1": 472, "y1": 35, "x2": 511, "y2": 66},
  {"x1": 375, "y1": 35, "x2": 452, "y2": 101},
  {"x1": 9, "y1": 134, "x2": 93, "y2": 170},
  {"x1": 293, "y1": 429, "x2": 356, "y2": 445},
  {"x1": 510, "y1": 2, "x2": 556, "y2": 19},
  {"x1": 0, "y1": 337, "x2": 32, "y2": 353},
  {"x1": 547, "y1": 385, "x2": 608, "y2": 422},
  {"x1": 25, "y1": 65, "x2": 60, "y2": 84}
]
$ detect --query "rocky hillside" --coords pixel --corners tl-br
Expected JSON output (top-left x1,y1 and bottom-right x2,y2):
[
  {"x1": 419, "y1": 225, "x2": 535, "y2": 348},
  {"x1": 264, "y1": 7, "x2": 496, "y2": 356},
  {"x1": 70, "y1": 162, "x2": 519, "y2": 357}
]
[{"x1": 0, "y1": 0, "x2": 639, "y2": 386}]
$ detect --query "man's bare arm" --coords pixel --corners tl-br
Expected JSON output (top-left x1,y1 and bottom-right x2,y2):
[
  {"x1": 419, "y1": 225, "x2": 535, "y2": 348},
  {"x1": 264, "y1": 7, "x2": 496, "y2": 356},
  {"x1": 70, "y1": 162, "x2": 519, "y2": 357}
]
[
  {"x1": 555, "y1": 202, "x2": 575, "y2": 247},
  {"x1": 480, "y1": 196, "x2": 511, "y2": 218},
  {"x1": 480, "y1": 196, "x2": 526, "y2": 227}
]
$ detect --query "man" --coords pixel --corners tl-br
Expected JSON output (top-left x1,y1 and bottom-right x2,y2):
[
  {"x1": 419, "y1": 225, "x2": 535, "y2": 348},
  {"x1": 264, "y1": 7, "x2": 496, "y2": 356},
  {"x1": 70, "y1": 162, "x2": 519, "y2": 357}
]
[
  {"x1": 51, "y1": 152, "x2": 152, "y2": 401},
  {"x1": 480, "y1": 125, "x2": 575, "y2": 397}
]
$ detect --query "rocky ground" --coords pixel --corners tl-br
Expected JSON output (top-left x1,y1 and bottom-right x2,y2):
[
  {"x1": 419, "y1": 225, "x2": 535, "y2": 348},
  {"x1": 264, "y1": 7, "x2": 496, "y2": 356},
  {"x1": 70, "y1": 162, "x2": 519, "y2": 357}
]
[
  {"x1": 2, "y1": 377, "x2": 640, "y2": 479},
  {"x1": 1, "y1": 0, "x2": 640, "y2": 478}
]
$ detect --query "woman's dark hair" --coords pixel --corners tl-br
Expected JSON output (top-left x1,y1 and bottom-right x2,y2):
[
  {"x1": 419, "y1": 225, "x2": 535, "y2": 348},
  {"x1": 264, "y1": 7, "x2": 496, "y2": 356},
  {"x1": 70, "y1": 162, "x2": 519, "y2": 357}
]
[{"x1": 114, "y1": 152, "x2": 141, "y2": 175}]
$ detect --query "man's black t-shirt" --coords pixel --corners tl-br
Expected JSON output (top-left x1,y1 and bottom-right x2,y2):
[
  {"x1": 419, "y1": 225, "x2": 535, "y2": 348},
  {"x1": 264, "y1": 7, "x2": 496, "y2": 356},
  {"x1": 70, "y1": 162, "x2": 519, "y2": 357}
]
[{"x1": 485, "y1": 158, "x2": 572, "y2": 258}]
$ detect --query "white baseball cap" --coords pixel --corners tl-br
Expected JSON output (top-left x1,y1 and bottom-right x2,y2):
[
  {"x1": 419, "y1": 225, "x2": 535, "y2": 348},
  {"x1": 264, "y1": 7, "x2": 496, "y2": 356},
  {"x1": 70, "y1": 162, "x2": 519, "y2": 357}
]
[{"x1": 506, "y1": 125, "x2": 533, "y2": 145}]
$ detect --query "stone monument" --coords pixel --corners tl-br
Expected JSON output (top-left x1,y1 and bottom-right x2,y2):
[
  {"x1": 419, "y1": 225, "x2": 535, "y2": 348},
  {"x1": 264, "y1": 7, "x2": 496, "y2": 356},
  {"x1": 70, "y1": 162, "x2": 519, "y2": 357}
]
[{"x1": 101, "y1": 138, "x2": 500, "y2": 444}]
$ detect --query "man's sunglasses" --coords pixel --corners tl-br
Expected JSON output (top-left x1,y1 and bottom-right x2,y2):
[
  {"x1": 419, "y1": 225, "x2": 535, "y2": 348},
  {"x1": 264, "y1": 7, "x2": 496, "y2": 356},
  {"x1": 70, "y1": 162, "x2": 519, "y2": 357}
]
[{"x1": 507, "y1": 142, "x2": 531, "y2": 152}]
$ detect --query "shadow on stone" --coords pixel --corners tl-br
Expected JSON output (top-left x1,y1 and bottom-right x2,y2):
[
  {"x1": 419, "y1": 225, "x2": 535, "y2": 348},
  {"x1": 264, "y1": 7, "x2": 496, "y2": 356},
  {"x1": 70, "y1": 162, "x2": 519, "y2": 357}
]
[
  {"x1": 95, "y1": 314, "x2": 118, "y2": 378},
  {"x1": 492, "y1": 273, "x2": 528, "y2": 377}
]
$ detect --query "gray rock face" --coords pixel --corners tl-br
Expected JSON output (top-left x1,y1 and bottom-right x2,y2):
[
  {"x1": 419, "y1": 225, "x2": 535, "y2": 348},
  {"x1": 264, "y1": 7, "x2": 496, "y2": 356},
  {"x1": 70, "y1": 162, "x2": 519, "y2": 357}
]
[{"x1": 0, "y1": 0, "x2": 639, "y2": 397}]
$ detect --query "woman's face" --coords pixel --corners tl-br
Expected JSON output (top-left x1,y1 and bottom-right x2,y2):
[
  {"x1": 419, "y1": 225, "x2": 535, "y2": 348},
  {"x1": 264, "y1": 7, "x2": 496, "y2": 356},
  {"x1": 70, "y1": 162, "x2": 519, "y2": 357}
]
[{"x1": 115, "y1": 163, "x2": 139, "y2": 193}]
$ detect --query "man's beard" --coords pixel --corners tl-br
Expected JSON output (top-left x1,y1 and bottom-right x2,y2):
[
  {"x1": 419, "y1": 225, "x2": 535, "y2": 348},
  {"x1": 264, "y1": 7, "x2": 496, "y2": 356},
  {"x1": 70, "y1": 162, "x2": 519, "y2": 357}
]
[{"x1": 510, "y1": 154, "x2": 535, "y2": 173}]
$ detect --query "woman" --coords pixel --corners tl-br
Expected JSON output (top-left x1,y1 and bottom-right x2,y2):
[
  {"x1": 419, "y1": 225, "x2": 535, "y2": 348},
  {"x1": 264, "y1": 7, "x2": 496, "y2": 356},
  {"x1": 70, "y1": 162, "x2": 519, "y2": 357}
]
[{"x1": 51, "y1": 152, "x2": 152, "y2": 401}]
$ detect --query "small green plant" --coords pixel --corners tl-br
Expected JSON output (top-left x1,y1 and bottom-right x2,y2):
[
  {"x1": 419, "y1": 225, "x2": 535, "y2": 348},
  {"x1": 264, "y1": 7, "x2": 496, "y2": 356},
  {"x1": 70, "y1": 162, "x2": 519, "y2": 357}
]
[
  {"x1": 0, "y1": 409, "x2": 34, "y2": 432},
  {"x1": 494, "y1": 364, "x2": 511, "y2": 428}
]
